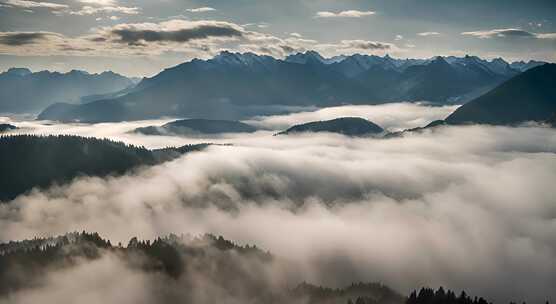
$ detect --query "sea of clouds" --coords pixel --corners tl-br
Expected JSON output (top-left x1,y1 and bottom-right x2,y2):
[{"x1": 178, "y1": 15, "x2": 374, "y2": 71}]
[{"x1": 0, "y1": 103, "x2": 555, "y2": 303}]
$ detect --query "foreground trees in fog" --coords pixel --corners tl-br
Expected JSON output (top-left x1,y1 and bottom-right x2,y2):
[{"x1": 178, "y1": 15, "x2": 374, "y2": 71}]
[{"x1": 0, "y1": 232, "x2": 545, "y2": 304}]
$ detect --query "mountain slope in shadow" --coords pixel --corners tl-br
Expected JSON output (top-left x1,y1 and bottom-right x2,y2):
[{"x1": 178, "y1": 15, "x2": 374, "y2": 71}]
[
  {"x1": 446, "y1": 64, "x2": 556, "y2": 125},
  {"x1": 0, "y1": 135, "x2": 208, "y2": 201}
]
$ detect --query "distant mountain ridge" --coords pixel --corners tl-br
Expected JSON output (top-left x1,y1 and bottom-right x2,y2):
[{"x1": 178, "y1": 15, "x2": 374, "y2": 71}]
[
  {"x1": 0, "y1": 68, "x2": 134, "y2": 114},
  {"x1": 36, "y1": 51, "x2": 548, "y2": 123}
]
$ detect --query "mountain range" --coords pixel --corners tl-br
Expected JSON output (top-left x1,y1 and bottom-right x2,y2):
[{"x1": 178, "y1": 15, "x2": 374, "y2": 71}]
[
  {"x1": 0, "y1": 68, "x2": 134, "y2": 114},
  {"x1": 36, "y1": 51, "x2": 543, "y2": 123}
]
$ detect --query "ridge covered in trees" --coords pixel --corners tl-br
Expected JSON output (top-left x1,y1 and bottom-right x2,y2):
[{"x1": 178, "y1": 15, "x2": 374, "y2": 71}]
[
  {"x1": 0, "y1": 134, "x2": 209, "y2": 201},
  {"x1": 0, "y1": 232, "x2": 401, "y2": 303},
  {"x1": 1, "y1": 232, "x2": 546, "y2": 304},
  {"x1": 347, "y1": 287, "x2": 549, "y2": 304},
  {"x1": 0, "y1": 232, "x2": 270, "y2": 295}
]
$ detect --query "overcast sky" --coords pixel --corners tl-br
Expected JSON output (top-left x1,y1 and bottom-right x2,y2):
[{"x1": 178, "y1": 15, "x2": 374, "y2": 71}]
[{"x1": 0, "y1": 0, "x2": 555, "y2": 76}]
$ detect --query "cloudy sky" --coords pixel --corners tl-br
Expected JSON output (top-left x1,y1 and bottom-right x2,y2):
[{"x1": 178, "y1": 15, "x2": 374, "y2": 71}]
[{"x1": 0, "y1": 0, "x2": 555, "y2": 76}]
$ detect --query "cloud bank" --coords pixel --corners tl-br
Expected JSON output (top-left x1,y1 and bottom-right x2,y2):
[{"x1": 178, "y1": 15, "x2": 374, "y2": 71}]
[
  {"x1": 245, "y1": 103, "x2": 458, "y2": 132},
  {"x1": 0, "y1": 109, "x2": 555, "y2": 303},
  {"x1": 0, "y1": 31, "x2": 59, "y2": 46},
  {"x1": 109, "y1": 21, "x2": 244, "y2": 45}
]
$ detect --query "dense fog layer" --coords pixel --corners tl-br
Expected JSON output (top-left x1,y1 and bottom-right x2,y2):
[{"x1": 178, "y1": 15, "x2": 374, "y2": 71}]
[
  {"x1": 0, "y1": 103, "x2": 457, "y2": 149},
  {"x1": 0, "y1": 104, "x2": 555, "y2": 303},
  {"x1": 245, "y1": 103, "x2": 458, "y2": 132}
]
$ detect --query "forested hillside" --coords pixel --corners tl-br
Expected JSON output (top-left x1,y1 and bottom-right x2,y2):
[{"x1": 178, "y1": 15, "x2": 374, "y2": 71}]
[
  {"x1": 0, "y1": 233, "x2": 540, "y2": 304},
  {"x1": 0, "y1": 135, "x2": 207, "y2": 201},
  {"x1": 0, "y1": 232, "x2": 403, "y2": 303}
]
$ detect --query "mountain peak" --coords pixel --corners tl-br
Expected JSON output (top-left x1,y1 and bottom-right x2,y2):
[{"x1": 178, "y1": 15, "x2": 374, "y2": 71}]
[
  {"x1": 285, "y1": 50, "x2": 327, "y2": 64},
  {"x1": 430, "y1": 56, "x2": 449, "y2": 65},
  {"x1": 68, "y1": 69, "x2": 90, "y2": 76},
  {"x1": 210, "y1": 51, "x2": 276, "y2": 68},
  {"x1": 305, "y1": 50, "x2": 323, "y2": 57}
]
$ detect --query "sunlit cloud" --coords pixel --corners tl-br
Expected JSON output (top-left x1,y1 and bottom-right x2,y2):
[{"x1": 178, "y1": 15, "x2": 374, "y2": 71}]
[
  {"x1": 186, "y1": 7, "x2": 216, "y2": 13},
  {"x1": 462, "y1": 28, "x2": 556, "y2": 40},
  {"x1": 315, "y1": 10, "x2": 375, "y2": 18},
  {"x1": 0, "y1": 0, "x2": 67, "y2": 9},
  {"x1": 69, "y1": 5, "x2": 139, "y2": 15},
  {"x1": 417, "y1": 32, "x2": 441, "y2": 37}
]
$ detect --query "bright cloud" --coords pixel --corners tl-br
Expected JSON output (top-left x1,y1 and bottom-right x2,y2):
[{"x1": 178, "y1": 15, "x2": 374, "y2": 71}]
[
  {"x1": 462, "y1": 28, "x2": 556, "y2": 40},
  {"x1": 186, "y1": 7, "x2": 216, "y2": 13},
  {"x1": 315, "y1": 10, "x2": 375, "y2": 18}
]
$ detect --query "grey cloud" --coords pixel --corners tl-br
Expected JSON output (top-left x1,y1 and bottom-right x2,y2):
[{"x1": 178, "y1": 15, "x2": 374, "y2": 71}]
[
  {"x1": 343, "y1": 40, "x2": 391, "y2": 50},
  {"x1": 58, "y1": 45, "x2": 95, "y2": 52},
  {"x1": 89, "y1": 36, "x2": 107, "y2": 42},
  {"x1": 0, "y1": 32, "x2": 55, "y2": 46},
  {"x1": 111, "y1": 25, "x2": 244, "y2": 45}
]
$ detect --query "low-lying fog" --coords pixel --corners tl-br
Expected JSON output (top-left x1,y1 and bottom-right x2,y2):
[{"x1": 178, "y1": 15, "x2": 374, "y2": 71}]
[
  {"x1": 0, "y1": 103, "x2": 458, "y2": 149},
  {"x1": 1, "y1": 103, "x2": 555, "y2": 303}
]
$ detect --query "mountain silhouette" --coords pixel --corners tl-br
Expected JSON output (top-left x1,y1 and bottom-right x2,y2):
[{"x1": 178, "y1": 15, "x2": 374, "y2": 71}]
[
  {"x1": 134, "y1": 118, "x2": 257, "y2": 136},
  {"x1": 445, "y1": 63, "x2": 556, "y2": 125},
  {"x1": 36, "y1": 52, "x2": 534, "y2": 123},
  {"x1": 277, "y1": 117, "x2": 384, "y2": 136},
  {"x1": 0, "y1": 69, "x2": 133, "y2": 114}
]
